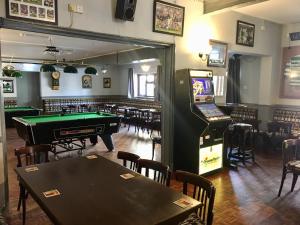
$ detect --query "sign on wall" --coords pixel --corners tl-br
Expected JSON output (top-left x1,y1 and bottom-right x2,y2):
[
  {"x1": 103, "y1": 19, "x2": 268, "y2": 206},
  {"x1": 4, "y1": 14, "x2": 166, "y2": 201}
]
[{"x1": 280, "y1": 46, "x2": 300, "y2": 98}]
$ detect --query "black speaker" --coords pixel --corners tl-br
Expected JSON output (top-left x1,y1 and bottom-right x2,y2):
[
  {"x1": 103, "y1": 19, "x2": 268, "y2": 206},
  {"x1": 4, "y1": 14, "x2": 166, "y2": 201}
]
[{"x1": 115, "y1": 0, "x2": 137, "y2": 21}]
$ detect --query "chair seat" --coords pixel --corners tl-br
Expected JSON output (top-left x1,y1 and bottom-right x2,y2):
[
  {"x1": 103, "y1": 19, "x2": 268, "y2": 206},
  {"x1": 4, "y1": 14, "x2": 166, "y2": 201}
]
[
  {"x1": 287, "y1": 160, "x2": 300, "y2": 167},
  {"x1": 178, "y1": 212, "x2": 205, "y2": 225},
  {"x1": 287, "y1": 160, "x2": 300, "y2": 173}
]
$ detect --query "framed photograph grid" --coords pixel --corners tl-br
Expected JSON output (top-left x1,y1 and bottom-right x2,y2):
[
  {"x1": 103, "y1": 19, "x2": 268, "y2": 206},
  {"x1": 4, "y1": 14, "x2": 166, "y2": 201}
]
[{"x1": 6, "y1": 0, "x2": 58, "y2": 25}]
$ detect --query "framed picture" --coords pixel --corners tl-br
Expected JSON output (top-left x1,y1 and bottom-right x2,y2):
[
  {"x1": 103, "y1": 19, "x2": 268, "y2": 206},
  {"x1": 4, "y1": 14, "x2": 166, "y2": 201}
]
[
  {"x1": 3, "y1": 80, "x2": 14, "y2": 93},
  {"x1": 153, "y1": 0, "x2": 185, "y2": 36},
  {"x1": 103, "y1": 78, "x2": 111, "y2": 88},
  {"x1": 236, "y1": 20, "x2": 255, "y2": 47},
  {"x1": 5, "y1": 0, "x2": 58, "y2": 25},
  {"x1": 207, "y1": 40, "x2": 228, "y2": 68},
  {"x1": 82, "y1": 75, "x2": 92, "y2": 88},
  {"x1": 280, "y1": 46, "x2": 300, "y2": 98}
]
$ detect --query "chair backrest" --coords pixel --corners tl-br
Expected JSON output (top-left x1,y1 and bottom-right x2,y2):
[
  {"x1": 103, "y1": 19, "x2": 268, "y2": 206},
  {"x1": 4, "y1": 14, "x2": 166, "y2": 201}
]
[
  {"x1": 175, "y1": 170, "x2": 216, "y2": 225},
  {"x1": 117, "y1": 151, "x2": 140, "y2": 171},
  {"x1": 14, "y1": 144, "x2": 50, "y2": 167},
  {"x1": 282, "y1": 139, "x2": 300, "y2": 166},
  {"x1": 15, "y1": 147, "x2": 33, "y2": 167},
  {"x1": 137, "y1": 159, "x2": 170, "y2": 186}
]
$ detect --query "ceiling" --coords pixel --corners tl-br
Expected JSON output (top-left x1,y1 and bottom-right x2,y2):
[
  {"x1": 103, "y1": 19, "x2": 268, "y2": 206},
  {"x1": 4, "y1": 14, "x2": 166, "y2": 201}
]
[
  {"x1": 0, "y1": 29, "x2": 141, "y2": 63},
  {"x1": 233, "y1": 0, "x2": 300, "y2": 24}
]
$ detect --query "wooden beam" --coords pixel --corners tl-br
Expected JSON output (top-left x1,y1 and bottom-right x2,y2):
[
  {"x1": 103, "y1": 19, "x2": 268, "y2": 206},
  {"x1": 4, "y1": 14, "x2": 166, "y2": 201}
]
[{"x1": 204, "y1": 0, "x2": 269, "y2": 14}]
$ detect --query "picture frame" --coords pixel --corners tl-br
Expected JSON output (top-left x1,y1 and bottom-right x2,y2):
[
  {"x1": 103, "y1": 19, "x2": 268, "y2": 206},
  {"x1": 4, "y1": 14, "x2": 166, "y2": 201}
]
[
  {"x1": 280, "y1": 46, "x2": 300, "y2": 98},
  {"x1": 82, "y1": 75, "x2": 92, "y2": 89},
  {"x1": 5, "y1": 0, "x2": 58, "y2": 25},
  {"x1": 103, "y1": 78, "x2": 111, "y2": 88},
  {"x1": 236, "y1": 20, "x2": 255, "y2": 47},
  {"x1": 153, "y1": 0, "x2": 185, "y2": 36},
  {"x1": 3, "y1": 80, "x2": 14, "y2": 93},
  {"x1": 207, "y1": 40, "x2": 228, "y2": 68}
]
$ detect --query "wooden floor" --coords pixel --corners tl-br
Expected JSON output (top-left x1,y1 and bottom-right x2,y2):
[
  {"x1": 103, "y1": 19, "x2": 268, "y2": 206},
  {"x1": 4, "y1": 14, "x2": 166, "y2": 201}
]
[{"x1": 3, "y1": 126, "x2": 300, "y2": 225}]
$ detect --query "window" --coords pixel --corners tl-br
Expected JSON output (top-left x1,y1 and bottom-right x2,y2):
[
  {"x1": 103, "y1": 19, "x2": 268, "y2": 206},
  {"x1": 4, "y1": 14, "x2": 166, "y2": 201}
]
[
  {"x1": 137, "y1": 74, "x2": 155, "y2": 98},
  {"x1": 213, "y1": 75, "x2": 225, "y2": 96}
]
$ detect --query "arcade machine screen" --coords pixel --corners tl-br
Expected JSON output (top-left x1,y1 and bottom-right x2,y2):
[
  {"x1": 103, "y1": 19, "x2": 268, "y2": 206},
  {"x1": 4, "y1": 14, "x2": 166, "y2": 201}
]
[{"x1": 191, "y1": 77, "x2": 214, "y2": 103}]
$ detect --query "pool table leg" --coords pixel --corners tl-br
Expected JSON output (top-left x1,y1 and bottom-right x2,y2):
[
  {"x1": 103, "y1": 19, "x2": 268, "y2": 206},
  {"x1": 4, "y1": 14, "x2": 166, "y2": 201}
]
[{"x1": 100, "y1": 134, "x2": 114, "y2": 151}]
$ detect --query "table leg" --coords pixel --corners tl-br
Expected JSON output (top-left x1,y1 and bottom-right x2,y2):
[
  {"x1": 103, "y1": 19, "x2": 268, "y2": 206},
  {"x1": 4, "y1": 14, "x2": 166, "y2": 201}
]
[
  {"x1": 20, "y1": 184, "x2": 26, "y2": 225},
  {"x1": 100, "y1": 134, "x2": 114, "y2": 151}
]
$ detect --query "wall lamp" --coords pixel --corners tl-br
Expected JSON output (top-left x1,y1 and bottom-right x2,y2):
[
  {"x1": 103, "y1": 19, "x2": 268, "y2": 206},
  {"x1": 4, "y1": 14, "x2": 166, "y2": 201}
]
[{"x1": 198, "y1": 53, "x2": 209, "y2": 61}]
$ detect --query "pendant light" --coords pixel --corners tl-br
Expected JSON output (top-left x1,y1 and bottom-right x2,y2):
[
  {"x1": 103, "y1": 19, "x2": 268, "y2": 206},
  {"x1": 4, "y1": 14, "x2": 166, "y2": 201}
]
[
  {"x1": 63, "y1": 65, "x2": 78, "y2": 73},
  {"x1": 40, "y1": 64, "x2": 56, "y2": 72},
  {"x1": 85, "y1": 67, "x2": 98, "y2": 75}
]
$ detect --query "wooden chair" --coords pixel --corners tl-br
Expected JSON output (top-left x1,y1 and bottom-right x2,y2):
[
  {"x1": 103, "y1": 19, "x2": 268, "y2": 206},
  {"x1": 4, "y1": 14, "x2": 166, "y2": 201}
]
[
  {"x1": 278, "y1": 139, "x2": 300, "y2": 197},
  {"x1": 117, "y1": 151, "x2": 140, "y2": 171},
  {"x1": 175, "y1": 170, "x2": 216, "y2": 225},
  {"x1": 15, "y1": 144, "x2": 51, "y2": 224},
  {"x1": 137, "y1": 159, "x2": 170, "y2": 186}
]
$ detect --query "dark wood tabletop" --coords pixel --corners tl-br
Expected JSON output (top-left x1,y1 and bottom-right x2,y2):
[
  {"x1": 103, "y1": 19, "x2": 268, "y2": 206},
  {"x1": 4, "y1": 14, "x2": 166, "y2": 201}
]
[{"x1": 15, "y1": 156, "x2": 200, "y2": 225}]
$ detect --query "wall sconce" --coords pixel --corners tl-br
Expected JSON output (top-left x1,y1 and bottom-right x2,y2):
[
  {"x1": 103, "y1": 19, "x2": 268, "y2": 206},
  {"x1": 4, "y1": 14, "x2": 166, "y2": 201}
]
[
  {"x1": 141, "y1": 64, "x2": 151, "y2": 72},
  {"x1": 198, "y1": 53, "x2": 209, "y2": 61},
  {"x1": 101, "y1": 66, "x2": 108, "y2": 74},
  {"x1": 198, "y1": 42, "x2": 213, "y2": 62}
]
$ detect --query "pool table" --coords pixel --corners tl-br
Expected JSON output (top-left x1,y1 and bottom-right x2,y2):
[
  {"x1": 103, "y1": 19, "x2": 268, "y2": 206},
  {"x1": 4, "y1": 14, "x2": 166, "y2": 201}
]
[
  {"x1": 13, "y1": 112, "x2": 121, "y2": 154},
  {"x1": 5, "y1": 106, "x2": 41, "y2": 128}
]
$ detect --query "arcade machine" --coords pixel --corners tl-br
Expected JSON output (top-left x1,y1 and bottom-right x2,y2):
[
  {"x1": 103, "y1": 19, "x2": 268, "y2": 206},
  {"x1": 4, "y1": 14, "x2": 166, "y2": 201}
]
[{"x1": 173, "y1": 69, "x2": 231, "y2": 175}]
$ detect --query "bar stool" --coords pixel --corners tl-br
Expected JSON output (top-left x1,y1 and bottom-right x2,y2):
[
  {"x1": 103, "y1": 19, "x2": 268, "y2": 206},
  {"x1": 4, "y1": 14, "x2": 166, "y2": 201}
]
[{"x1": 228, "y1": 123, "x2": 255, "y2": 165}]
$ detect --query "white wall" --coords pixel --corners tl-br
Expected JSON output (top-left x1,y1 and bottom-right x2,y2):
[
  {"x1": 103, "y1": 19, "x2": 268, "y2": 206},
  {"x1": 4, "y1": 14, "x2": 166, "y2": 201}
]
[
  {"x1": 240, "y1": 55, "x2": 261, "y2": 103},
  {"x1": 176, "y1": 10, "x2": 282, "y2": 105},
  {"x1": 0, "y1": 0, "x2": 175, "y2": 44},
  {"x1": 40, "y1": 66, "x2": 127, "y2": 97}
]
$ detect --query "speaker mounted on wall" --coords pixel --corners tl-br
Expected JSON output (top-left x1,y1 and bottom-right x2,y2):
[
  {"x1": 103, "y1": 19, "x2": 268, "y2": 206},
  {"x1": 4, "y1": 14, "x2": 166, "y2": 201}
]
[{"x1": 115, "y1": 0, "x2": 137, "y2": 21}]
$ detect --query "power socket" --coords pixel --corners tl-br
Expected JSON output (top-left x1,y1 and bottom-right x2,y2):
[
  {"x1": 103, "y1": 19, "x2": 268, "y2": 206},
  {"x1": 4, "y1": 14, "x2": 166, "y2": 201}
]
[
  {"x1": 68, "y1": 3, "x2": 76, "y2": 12},
  {"x1": 68, "y1": 3, "x2": 83, "y2": 14}
]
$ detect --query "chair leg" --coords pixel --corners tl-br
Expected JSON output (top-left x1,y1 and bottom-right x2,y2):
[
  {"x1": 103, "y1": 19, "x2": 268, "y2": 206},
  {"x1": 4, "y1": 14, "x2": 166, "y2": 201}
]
[
  {"x1": 152, "y1": 141, "x2": 155, "y2": 160},
  {"x1": 252, "y1": 150, "x2": 255, "y2": 162},
  {"x1": 17, "y1": 184, "x2": 22, "y2": 211},
  {"x1": 291, "y1": 174, "x2": 298, "y2": 192},
  {"x1": 278, "y1": 169, "x2": 287, "y2": 197}
]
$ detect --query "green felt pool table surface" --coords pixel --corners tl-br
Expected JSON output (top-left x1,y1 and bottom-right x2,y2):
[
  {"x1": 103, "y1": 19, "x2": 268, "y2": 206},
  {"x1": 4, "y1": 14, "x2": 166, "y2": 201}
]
[
  {"x1": 4, "y1": 106, "x2": 38, "y2": 112},
  {"x1": 18, "y1": 112, "x2": 116, "y2": 125}
]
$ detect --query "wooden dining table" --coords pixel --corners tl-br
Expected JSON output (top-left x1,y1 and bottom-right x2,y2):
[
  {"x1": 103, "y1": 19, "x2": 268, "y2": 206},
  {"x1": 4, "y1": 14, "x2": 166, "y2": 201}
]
[{"x1": 15, "y1": 155, "x2": 200, "y2": 225}]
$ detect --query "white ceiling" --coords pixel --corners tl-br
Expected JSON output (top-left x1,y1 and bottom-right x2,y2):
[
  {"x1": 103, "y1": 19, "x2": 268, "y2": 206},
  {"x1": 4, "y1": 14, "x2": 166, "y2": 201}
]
[
  {"x1": 234, "y1": 0, "x2": 300, "y2": 24},
  {"x1": 0, "y1": 29, "x2": 141, "y2": 63}
]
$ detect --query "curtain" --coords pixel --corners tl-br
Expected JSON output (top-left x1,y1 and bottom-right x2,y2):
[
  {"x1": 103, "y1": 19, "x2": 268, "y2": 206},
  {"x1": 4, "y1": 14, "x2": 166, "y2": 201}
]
[
  {"x1": 226, "y1": 54, "x2": 241, "y2": 103},
  {"x1": 155, "y1": 65, "x2": 162, "y2": 102},
  {"x1": 128, "y1": 68, "x2": 134, "y2": 98}
]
